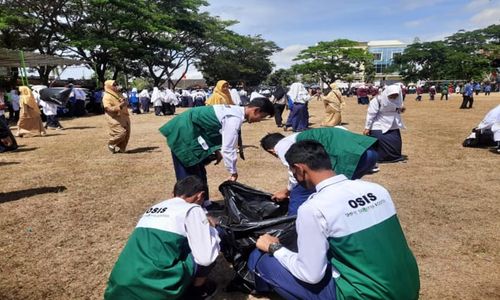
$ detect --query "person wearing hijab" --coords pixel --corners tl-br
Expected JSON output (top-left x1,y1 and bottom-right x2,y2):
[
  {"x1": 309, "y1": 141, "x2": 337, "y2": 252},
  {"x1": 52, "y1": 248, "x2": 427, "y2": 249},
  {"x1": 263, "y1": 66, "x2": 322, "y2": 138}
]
[
  {"x1": 129, "y1": 88, "x2": 140, "y2": 114},
  {"x1": 285, "y1": 82, "x2": 311, "y2": 132},
  {"x1": 270, "y1": 86, "x2": 288, "y2": 127},
  {"x1": 16, "y1": 86, "x2": 46, "y2": 137},
  {"x1": 138, "y1": 89, "x2": 150, "y2": 113},
  {"x1": 320, "y1": 83, "x2": 345, "y2": 127},
  {"x1": 205, "y1": 80, "x2": 234, "y2": 105},
  {"x1": 161, "y1": 88, "x2": 177, "y2": 115},
  {"x1": 151, "y1": 87, "x2": 163, "y2": 116},
  {"x1": 103, "y1": 80, "x2": 130, "y2": 153},
  {"x1": 364, "y1": 84, "x2": 406, "y2": 162},
  {"x1": 229, "y1": 88, "x2": 241, "y2": 106}
]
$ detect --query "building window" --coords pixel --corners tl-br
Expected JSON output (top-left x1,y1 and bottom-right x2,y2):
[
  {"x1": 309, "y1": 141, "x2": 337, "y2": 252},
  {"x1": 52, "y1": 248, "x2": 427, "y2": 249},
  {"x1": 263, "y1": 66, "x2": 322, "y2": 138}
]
[
  {"x1": 373, "y1": 52, "x2": 382, "y2": 61},
  {"x1": 391, "y1": 52, "x2": 402, "y2": 60},
  {"x1": 375, "y1": 64, "x2": 385, "y2": 74}
]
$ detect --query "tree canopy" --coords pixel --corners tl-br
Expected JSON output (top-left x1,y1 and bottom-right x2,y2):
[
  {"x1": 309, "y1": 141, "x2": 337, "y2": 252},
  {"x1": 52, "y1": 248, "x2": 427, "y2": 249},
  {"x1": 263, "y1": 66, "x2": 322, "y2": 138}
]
[
  {"x1": 291, "y1": 39, "x2": 374, "y2": 84},
  {"x1": 394, "y1": 25, "x2": 499, "y2": 82}
]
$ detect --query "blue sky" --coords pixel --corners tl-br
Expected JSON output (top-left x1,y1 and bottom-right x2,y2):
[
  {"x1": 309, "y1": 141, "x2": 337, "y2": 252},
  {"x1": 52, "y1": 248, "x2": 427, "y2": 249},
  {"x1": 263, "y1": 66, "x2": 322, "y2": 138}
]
[{"x1": 60, "y1": 0, "x2": 499, "y2": 80}]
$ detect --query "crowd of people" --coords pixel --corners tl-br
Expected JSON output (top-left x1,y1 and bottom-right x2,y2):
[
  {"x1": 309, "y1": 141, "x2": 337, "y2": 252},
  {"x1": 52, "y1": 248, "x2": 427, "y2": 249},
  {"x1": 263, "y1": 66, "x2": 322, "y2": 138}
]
[{"x1": 1, "y1": 76, "x2": 498, "y2": 299}]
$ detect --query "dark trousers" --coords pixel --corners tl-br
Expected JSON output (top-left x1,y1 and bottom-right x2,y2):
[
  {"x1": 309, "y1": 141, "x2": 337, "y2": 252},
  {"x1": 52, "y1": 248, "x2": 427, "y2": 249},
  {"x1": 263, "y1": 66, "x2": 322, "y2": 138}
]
[
  {"x1": 140, "y1": 98, "x2": 150, "y2": 113},
  {"x1": 154, "y1": 106, "x2": 163, "y2": 116},
  {"x1": 273, "y1": 103, "x2": 286, "y2": 127},
  {"x1": 440, "y1": 93, "x2": 448, "y2": 100},
  {"x1": 45, "y1": 115, "x2": 61, "y2": 128},
  {"x1": 248, "y1": 250, "x2": 337, "y2": 300},
  {"x1": 171, "y1": 152, "x2": 209, "y2": 201},
  {"x1": 460, "y1": 96, "x2": 473, "y2": 109},
  {"x1": 74, "y1": 100, "x2": 86, "y2": 117},
  {"x1": 415, "y1": 95, "x2": 422, "y2": 101},
  {"x1": 288, "y1": 103, "x2": 308, "y2": 132}
]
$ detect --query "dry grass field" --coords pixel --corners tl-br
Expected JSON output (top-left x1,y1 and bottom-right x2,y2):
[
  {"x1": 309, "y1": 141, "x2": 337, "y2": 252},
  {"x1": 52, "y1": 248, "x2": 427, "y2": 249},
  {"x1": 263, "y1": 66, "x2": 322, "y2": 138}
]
[{"x1": 1, "y1": 92, "x2": 499, "y2": 300}]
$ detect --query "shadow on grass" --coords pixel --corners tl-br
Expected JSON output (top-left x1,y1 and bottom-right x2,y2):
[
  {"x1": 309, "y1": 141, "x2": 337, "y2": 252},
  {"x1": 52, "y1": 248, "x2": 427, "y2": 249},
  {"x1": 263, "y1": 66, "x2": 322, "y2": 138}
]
[
  {"x1": 0, "y1": 161, "x2": 20, "y2": 166},
  {"x1": 11, "y1": 147, "x2": 38, "y2": 153},
  {"x1": 126, "y1": 146, "x2": 160, "y2": 154},
  {"x1": 0, "y1": 186, "x2": 67, "y2": 204},
  {"x1": 65, "y1": 126, "x2": 97, "y2": 130}
]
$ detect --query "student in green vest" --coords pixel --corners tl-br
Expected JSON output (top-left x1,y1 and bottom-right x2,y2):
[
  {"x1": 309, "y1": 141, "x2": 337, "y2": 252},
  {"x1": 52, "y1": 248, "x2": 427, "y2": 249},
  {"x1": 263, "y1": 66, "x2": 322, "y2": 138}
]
[
  {"x1": 260, "y1": 127, "x2": 378, "y2": 215},
  {"x1": 105, "y1": 176, "x2": 221, "y2": 300},
  {"x1": 248, "y1": 140, "x2": 420, "y2": 300},
  {"x1": 159, "y1": 98, "x2": 274, "y2": 209}
]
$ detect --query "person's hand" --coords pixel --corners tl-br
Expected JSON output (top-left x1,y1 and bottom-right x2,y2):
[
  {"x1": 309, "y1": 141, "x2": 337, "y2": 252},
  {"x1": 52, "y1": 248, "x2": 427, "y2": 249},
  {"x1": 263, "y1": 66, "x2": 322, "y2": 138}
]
[
  {"x1": 363, "y1": 129, "x2": 370, "y2": 136},
  {"x1": 213, "y1": 150, "x2": 223, "y2": 165},
  {"x1": 256, "y1": 234, "x2": 280, "y2": 253},
  {"x1": 228, "y1": 173, "x2": 238, "y2": 181},
  {"x1": 1, "y1": 137, "x2": 12, "y2": 147},
  {"x1": 207, "y1": 216, "x2": 219, "y2": 227},
  {"x1": 272, "y1": 189, "x2": 290, "y2": 202}
]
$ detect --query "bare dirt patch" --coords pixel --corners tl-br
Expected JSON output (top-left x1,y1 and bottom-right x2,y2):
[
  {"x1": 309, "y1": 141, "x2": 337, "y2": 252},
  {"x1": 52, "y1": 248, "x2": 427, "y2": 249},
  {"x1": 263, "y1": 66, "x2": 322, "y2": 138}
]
[{"x1": 1, "y1": 93, "x2": 499, "y2": 299}]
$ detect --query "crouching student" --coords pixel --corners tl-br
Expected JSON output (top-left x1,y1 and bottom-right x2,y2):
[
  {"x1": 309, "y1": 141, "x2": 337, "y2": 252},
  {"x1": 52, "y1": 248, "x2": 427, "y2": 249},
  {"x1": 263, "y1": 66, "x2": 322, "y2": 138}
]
[
  {"x1": 40, "y1": 99, "x2": 63, "y2": 130},
  {"x1": 104, "y1": 176, "x2": 220, "y2": 300},
  {"x1": 260, "y1": 127, "x2": 378, "y2": 215},
  {"x1": 249, "y1": 140, "x2": 420, "y2": 300}
]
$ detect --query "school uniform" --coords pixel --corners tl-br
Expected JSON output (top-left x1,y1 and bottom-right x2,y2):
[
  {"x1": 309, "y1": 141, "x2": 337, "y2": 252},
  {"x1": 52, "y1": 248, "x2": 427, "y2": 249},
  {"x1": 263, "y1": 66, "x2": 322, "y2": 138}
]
[
  {"x1": 159, "y1": 105, "x2": 244, "y2": 202},
  {"x1": 40, "y1": 100, "x2": 62, "y2": 129},
  {"x1": 104, "y1": 197, "x2": 220, "y2": 299},
  {"x1": 365, "y1": 85, "x2": 405, "y2": 162},
  {"x1": 274, "y1": 127, "x2": 378, "y2": 215},
  {"x1": 249, "y1": 175, "x2": 420, "y2": 300}
]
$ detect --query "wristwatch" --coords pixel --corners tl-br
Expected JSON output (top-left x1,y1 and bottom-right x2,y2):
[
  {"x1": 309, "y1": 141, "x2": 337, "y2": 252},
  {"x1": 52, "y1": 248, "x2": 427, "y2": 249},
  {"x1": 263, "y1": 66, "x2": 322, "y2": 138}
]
[{"x1": 268, "y1": 242, "x2": 283, "y2": 256}]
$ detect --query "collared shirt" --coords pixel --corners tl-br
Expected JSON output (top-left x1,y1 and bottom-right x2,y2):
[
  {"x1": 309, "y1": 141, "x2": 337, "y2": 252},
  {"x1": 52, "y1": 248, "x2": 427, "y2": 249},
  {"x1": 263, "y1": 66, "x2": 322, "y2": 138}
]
[
  {"x1": 213, "y1": 105, "x2": 245, "y2": 174},
  {"x1": 274, "y1": 133, "x2": 299, "y2": 190},
  {"x1": 365, "y1": 97, "x2": 405, "y2": 133},
  {"x1": 274, "y1": 175, "x2": 399, "y2": 284}
]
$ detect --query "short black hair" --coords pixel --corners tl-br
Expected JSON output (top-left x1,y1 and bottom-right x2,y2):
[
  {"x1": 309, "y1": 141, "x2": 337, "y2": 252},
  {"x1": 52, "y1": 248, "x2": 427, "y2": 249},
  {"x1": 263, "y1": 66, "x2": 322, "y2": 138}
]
[
  {"x1": 248, "y1": 97, "x2": 275, "y2": 117},
  {"x1": 173, "y1": 176, "x2": 206, "y2": 197},
  {"x1": 285, "y1": 140, "x2": 332, "y2": 171},
  {"x1": 260, "y1": 133, "x2": 285, "y2": 151}
]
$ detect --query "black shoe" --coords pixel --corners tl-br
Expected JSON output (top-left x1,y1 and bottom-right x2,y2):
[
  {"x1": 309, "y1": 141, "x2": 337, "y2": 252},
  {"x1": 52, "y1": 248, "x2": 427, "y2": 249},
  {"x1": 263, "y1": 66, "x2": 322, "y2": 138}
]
[{"x1": 184, "y1": 280, "x2": 218, "y2": 300}]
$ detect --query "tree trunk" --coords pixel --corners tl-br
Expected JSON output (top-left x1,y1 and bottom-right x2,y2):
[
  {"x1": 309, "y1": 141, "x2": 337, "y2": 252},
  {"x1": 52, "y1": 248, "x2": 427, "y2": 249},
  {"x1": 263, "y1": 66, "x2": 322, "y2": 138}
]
[{"x1": 36, "y1": 66, "x2": 55, "y2": 85}]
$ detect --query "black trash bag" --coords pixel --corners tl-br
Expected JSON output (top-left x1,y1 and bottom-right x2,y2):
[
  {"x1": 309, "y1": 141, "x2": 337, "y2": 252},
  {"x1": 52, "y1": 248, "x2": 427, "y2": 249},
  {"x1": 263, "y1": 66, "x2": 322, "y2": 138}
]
[
  {"x1": 39, "y1": 87, "x2": 73, "y2": 106},
  {"x1": 462, "y1": 128, "x2": 495, "y2": 148},
  {"x1": 217, "y1": 181, "x2": 297, "y2": 294}
]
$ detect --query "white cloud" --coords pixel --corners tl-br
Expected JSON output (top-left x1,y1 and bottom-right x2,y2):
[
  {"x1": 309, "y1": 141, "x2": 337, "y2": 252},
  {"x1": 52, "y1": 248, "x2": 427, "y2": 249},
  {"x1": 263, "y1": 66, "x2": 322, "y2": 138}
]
[
  {"x1": 271, "y1": 44, "x2": 308, "y2": 69},
  {"x1": 404, "y1": 17, "x2": 432, "y2": 28},
  {"x1": 465, "y1": 0, "x2": 491, "y2": 10},
  {"x1": 399, "y1": 0, "x2": 447, "y2": 11},
  {"x1": 470, "y1": 7, "x2": 500, "y2": 26}
]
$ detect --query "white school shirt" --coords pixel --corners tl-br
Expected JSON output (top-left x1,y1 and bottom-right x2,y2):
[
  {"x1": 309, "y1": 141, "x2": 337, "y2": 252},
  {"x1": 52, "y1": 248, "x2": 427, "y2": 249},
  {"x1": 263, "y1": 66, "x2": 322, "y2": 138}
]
[
  {"x1": 273, "y1": 175, "x2": 396, "y2": 284},
  {"x1": 213, "y1": 105, "x2": 245, "y2": 175},
  {"x1": 10, "y1": 91, "x2": 20, "y2": 111},
  {"x1": 39, "y1": 100, "x2": 58, "y2": 116},
  {"x1": 364, "y1": 96, "x2": 405, "y2": 133},
  {"x1": 136, "y1": 197, "x2": 220, "y2": 266},
  {"x1": 274, "y1": 133, "x2": 299, "y2": 190}
]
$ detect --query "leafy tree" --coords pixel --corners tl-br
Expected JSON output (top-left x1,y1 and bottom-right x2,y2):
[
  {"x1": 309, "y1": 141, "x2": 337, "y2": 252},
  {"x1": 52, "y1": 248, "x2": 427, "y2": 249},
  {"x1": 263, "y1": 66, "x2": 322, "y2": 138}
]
[
  {"x1": 196, "y1": 34, "x2": 280, "y2": 86},
  {"x1": 0, "y1": 0, "x2": 70, "y2": 84},
  {"x1": 64, "y1": 0, "x2": 168, "y2": 86},
  {"x1": 264, "y1": 68, "x2": 297, "y2": 86},
  {"x1": 291, "y1": 39, "x2": 373, "y2": 84}
]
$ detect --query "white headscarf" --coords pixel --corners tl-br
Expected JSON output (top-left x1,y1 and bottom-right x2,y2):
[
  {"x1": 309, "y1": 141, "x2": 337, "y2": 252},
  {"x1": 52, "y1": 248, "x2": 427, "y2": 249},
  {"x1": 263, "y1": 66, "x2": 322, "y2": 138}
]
[
  {"x1": 132, "y1": 87, "x2": 137, "y2": 93},
  {"x1": 380, "y1": 84, "x2": 403, "y2": 109},
  {"x1": 230, "y1": 88, "x2": 241, "y2": 105},
  {"x1": 287, "y1": 82, "x2": 310, "y2": 104},
  {"x1": 139, "y1": 89, "x2": 150, "y2": 98},
  {"x1": 151, "y1": 87, "x2": 162, "y2": 105}
]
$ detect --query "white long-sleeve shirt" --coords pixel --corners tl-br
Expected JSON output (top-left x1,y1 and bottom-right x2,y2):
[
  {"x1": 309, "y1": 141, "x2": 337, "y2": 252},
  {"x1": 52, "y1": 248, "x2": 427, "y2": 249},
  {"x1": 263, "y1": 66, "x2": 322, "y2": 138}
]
[
  {"x1": 273, "y1": 175, "x2": 396, "y2": 284},
  {"x1": 213, "y1": 105, "x2": 245, "y2": 174},
  {"x1": 364, "y1": 96, "x2": 405, "y2": 133},
  {"x1": 39, "y1": 100, "x2": 58, "y2": 116}
]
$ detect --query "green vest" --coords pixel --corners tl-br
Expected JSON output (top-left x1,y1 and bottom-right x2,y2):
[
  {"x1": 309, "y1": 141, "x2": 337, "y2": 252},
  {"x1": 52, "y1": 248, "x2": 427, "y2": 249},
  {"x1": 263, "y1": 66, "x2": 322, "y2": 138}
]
[
  {"x1": 104, "y1": 228, "x2": 195, "y2": 300},
  {"x1": 328, "y1": 215, "x2": 420, "y2": 300},
  {"x1": 159, "y1": 106, "x2": 222, "y2": 167},
  {"x1": 296, "y1": 128, "x2": 377, "y2": 179}
]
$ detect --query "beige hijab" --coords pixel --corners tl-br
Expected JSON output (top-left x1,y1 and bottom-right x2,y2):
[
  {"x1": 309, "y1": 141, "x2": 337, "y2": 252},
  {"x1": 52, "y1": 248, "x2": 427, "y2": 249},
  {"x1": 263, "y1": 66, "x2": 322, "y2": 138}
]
[
  {"x1": 104, "y1": 80, "x2": 122, "y2": 100},
  {"x1": 19, "y1": 86, "x2": 41, "y2": 114},
  {"x1": 322, "y1": 83, "x2": 345, "y2": 112},
  {"x1": 206, "y1": 80, "x2": 234, "y2": 105}
]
